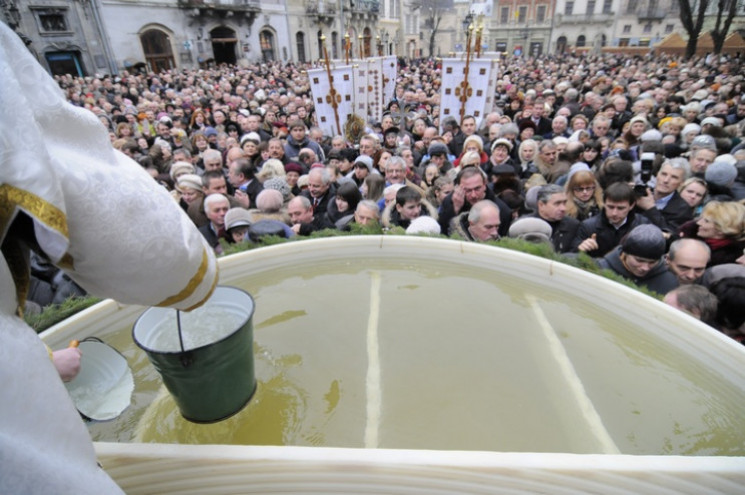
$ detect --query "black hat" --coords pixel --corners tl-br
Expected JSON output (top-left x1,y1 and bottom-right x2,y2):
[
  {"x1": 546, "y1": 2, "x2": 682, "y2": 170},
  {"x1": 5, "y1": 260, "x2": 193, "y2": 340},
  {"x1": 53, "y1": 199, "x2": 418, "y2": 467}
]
[
  {"x1": 384, "y1": 126, "x2": 400, "y2": 136},
  {"x1": 621, "y1": 225, "x2": 666, "y2": 260}
]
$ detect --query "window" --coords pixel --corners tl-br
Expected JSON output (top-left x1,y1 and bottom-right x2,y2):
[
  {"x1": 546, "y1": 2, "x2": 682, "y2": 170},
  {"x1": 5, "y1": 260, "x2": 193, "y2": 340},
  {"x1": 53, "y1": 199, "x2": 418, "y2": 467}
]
[
  {"x1": 626, "y1": 0, "x2": 638, "y2": 14},
  {"x1": 623, "y1": 24, "x2": 631, "y2": 33},
  {"x1": 643, "y1": 23, "x2": 652, "y2": 33},
  {"x1": 140, "y1": 29, "x2": 175, "y2": 74},
  {"x1": 331, "y1": 31, "x2": 339, "y2": 58},
  {"x1": 36, "y1": 8, "x2": 68, "y2": 32},
  {"x1": 296, "y1": 32, "x2": 306, "y2": 63},
  {"x1": 518, "y1": 6, "x2": 527, "y2": 23},
  {"x1": 577, "y1": 35, "x2": 586, "y2": 47},
  {"x1": 260, "y1": 30, "x2": 275, "y2": 62},
  {"x1": 500, "y1": 6, "x2": 509, "y2": 23},
  {"x1": 602, "y1": 0, "x2": 612, "y2": 13},
  {"x1": 565, "y1": 2, "x2": 574, "y2": 15},
  {"x1": 618, "y1": 38, "x2": 630, "y2": 47},
  {"x1": 587, "y1": 0, "x2": 596, "y2": 14},
  {"x1": 665, "y1": 24, "x2": 674, "y2": 34},
  {"x1": 536, "y1": 5, "x2": 546, "y2": 22},
  {"x1": 639, "y1": 38, "x2": 651, "y2": 47}
]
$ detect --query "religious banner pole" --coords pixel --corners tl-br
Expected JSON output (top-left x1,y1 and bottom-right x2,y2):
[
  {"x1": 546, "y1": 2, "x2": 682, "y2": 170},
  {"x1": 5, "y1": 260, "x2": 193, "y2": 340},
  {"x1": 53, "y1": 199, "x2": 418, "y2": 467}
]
[
  {"x1": 321, "y1": 35, "x2": 343, "y2": 136},
  {"x1": 345, "y1": 33, "x2": 351, "y2": 65},
  {"x1": 358, "y1": 34, "x2": 364, "y2": 59},
  {"x1": 458, "y1": 23, "x2": 475, "y2": 124},
  {"x1": 475, "y1": 22, "x2": 483, "y2": 58}
]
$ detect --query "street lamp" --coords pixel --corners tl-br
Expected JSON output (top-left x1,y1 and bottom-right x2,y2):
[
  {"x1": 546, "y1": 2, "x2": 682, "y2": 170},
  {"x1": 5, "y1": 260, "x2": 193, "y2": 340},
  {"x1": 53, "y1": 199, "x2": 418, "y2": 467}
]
[
  {"x1": 376, "y1": 34, "x2": 382, "y2": 56},
  {"x1": 462, "y1": 12, "x2": 473, "y2": 37},
  {"x1": 383, "y1": 31, "x2": 389, "y2": 55}
]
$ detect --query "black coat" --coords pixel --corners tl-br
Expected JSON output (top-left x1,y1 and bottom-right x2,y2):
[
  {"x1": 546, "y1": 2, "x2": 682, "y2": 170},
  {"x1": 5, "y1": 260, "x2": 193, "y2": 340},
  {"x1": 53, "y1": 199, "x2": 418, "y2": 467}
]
[
  {"x1": 439, "y1": 188, "x2": 512, "y2": 237},
  {"x1": 639, "y1": 191, "x2": 693, "y2": 233},
  {"x1": 301, "y1": 184, "x2": 337, "y2": 221},
  {"x1": 526, "y1": 213, "x2": 579, "y2": 253},
  {"x1": 572, "y1": 210, "x2": 650, "y2": 258},
  {"x1": 598, "y1": 247, "x2": 678, "y2": 295}
]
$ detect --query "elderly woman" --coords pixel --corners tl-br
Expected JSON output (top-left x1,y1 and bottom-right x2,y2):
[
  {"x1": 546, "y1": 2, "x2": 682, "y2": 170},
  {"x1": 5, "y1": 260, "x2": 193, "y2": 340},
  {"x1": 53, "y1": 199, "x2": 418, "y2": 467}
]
[
  {"x1": 678, "y1": 201, "x2": 745, "y2": 266},
  {"x1": 173, "y1": 173, "x2": 204, "y2": 213}
]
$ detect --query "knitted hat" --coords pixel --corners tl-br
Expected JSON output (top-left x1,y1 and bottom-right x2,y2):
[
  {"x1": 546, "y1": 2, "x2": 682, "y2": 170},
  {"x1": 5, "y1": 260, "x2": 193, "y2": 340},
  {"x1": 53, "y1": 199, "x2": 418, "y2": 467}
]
[
  {"x1": 508, "y1": 217, "x2": 553, "y2": 244},
  {"x1": 640, "y1": 129, "x2": 663, "y2": 142},
  {"x1": 491, "y1": 138, "x2": 513, "y2": 153},
  {"x1": 204, "y1": 126, "x2": 218, "y2": 137},
  {"x1": 169, "y1": 161, "x2": 195, "y2": 180},
  {"x1": 567, "y1": 162, "x2": 591, "y2": 182},
  {"x1": 705, "y1": 160, "x2": 738, "y2": 187},
  {"x1": 263, "y1": 176, "x2": 292, "y2": 202},
  {"x1": 354, "y1": 155, "x2": 374, "y2": 172},
  {"x1": 621, "y1": 224, "x2": 666, "y2": 260},
  {"x1": 700, "y1": 116, "x2": 722, "y2": 128},
  {"x1": 240, "y1": 132, "x2": 261, "y2": 146},
  {"x1": 284, "y1": 162, "x2": 304, "y2": 175},
  {"x1": 428, "y1": 141, "x2": 449, "y2": 156},
  {"x1": 682, "y1": 123, "x2": 701, "y2": 136}
]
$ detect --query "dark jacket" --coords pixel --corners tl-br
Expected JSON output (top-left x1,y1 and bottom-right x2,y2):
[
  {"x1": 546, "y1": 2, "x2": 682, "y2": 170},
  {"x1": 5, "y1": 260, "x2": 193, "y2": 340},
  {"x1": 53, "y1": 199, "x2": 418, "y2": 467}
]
[
  {"x1": 526, "y1": 213, "x2": 579, "y2": 253},
  {"x1": 639, "y1": 191, "x2": 693, "y2": 233},
  {"x1": 572, "y1": 210, "x2": 650, "y2": 258},
  {"x1": 284, "y1": 134, "x2": 323, "y2": 162},
  {"x1": 301, "y1": 184, "x2": 337, "y2": 221},
  {"x1": 381, "y1": 198, "x2": 438, "y2": 230},
  {"x1": 598, "y1": 246, "x2": 678, "y2": 295},
  {"x1": 438, "y1": 188, "x2": 512, "y2": 237}
]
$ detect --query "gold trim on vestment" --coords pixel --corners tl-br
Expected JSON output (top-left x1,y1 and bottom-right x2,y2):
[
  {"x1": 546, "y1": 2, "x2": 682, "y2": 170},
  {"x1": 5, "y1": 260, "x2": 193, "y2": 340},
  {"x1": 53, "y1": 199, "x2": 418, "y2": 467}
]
[
  {"x1": 155, "y1": 248, "x2": 217, "y2": 309},
  {"x1": 0, "y1": 183, "x2": 69, "y2": 240}
]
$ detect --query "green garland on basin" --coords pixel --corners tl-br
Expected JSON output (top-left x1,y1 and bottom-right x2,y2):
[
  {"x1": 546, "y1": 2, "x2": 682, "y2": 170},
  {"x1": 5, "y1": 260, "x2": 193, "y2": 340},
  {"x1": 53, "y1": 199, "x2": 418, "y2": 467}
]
[{"x1": 27, "y1": 227, "x2": 659, "y2": 332}]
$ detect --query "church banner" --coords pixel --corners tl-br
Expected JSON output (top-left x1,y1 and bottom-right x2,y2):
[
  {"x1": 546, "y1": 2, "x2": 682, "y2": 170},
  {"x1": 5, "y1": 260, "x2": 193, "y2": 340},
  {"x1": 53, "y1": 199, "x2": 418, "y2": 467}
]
[
  {"x1": 308, "y1": 64, "x2": 355, "y2": 137},
  {"x1": 438, "y1": 57, "x2": 498, "y2": 132}
]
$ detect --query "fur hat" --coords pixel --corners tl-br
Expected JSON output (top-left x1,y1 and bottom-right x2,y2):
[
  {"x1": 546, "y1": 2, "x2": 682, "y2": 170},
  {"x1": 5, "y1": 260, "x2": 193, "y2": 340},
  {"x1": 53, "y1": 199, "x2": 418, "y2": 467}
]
[
  {"x1": 629, "y1": 115, "x2": 650, "y2": 128},
  {"x1": 169, "y1": 161, "x2": 195, "y2": 180},
  {"x1": 700, "y1": 116, "x2": 722, "y2": 128},
  {"x1": 463, "y1": 134, "x2": 484, "y2": 152},
  {"x1": 705, "y1": 160, "x2": 738, "y2": 187},
  {"x1": 405, "y1": 216, "x2": 441, "y2": 235},
  {"x1": 682, "y1": 123, "x2": 701, "y2": 137},
  {"x1": 176, "y1": 174, "x2": 202, "y2": 193},
  {"x1": 508, "y1": 217, "x2": 553, "y2": 244},
  {"x1": 263, "y1": 177, "x2": 292, "y2": 202},
  {"x1": 621, "y1": 224, "x2": 666, "y2": 260},
  {"x1": 428, "y1": 141, "x2": 449, "y2": 156},
  {"x1": 691, "y1": 134, "x2": 717, "y2": 151}
]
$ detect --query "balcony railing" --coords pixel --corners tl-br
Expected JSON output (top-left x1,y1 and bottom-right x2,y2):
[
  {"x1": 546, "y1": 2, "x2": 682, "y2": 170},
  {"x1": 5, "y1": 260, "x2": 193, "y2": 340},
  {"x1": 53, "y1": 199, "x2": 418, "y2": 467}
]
[
  {"x1": 178, "y1": 0, "x2": 261, "y2": 14},
  {"x1": 636, "y1": 8, "x2": 666, "y2": 20},
  {"x1": 555, "y1": 12, "x2": 614, "y2": 25},
  {"x1": 306, "y1": 0, "x2": 337, "y2": 15},
  {"x1": 350, "y1": 0, "x2": 380, "y2": 13}
]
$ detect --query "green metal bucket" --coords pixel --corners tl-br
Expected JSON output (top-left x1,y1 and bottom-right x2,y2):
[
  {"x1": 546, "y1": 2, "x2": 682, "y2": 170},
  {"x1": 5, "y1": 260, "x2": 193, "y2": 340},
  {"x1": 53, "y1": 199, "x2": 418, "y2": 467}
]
[{"x1": 133, "y1": 286, "x2": 257, "y2": 423}]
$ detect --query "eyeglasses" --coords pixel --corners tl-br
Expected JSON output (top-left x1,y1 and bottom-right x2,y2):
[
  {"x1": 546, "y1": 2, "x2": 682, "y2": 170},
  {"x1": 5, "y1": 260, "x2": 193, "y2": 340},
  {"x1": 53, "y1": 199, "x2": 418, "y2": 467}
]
[{"x1": 573, "y1": 186, "x2": 596, "y2": 192}]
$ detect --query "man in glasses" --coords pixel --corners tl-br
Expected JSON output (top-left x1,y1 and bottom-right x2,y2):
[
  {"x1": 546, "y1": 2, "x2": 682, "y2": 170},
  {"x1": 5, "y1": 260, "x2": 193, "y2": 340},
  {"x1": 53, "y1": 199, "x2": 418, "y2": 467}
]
[{"x1": 572, "y1": 182, "x2": 651, "y2": 258}]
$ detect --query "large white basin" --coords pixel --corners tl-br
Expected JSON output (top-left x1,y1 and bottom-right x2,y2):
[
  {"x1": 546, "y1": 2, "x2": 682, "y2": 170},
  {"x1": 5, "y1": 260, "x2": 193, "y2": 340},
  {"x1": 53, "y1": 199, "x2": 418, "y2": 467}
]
[{"x1": 42, "y1": 236, "x2": 745, "y2": 493}]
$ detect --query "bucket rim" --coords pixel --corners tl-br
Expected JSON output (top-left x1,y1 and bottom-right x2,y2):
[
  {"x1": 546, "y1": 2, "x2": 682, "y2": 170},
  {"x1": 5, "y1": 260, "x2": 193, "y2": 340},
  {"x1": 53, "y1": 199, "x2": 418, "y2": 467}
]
[{"x1": 132, "y1": 285, "x2": 255, "y2": 355}]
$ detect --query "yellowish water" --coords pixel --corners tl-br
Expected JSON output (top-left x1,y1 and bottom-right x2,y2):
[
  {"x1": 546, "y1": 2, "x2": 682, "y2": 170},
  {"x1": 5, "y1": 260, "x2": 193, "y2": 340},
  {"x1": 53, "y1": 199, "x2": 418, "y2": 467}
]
[{"x1": 87, "y1": 258, "x2": 745, "y2": 455}]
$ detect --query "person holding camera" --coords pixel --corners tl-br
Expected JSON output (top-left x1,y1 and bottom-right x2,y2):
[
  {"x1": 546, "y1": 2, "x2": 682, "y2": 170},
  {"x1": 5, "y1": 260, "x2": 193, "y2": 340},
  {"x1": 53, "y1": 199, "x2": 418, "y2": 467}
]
[{"x1": 635, "y1": 158, "x2": 693, "y2": 234}]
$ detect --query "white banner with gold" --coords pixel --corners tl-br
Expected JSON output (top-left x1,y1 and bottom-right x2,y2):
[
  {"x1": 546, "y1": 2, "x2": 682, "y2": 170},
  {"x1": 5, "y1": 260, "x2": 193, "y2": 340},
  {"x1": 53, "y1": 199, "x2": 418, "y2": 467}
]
[
  {"x1": 438, "y1": 57, "x2": 497, "y2": 132},
  {"x1": 484, "y1": 58, "x2": 500, "y2": 115},
  {"x1": 308, "y1": 65, "x2": 356, "y2": 137},
  {"x1": 382, "y1": 55, "x2": 397, "y2": 109},
  {"x1": 352, "y1": 60, "x2": 370, "y2": 119}
]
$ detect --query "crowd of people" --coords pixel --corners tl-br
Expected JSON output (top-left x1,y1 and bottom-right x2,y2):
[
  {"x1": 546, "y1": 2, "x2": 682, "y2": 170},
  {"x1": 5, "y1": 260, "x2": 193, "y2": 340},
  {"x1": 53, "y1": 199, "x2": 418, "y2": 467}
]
[{"x1": 47, "y1": 51, "x2": 745, "y2": 343}]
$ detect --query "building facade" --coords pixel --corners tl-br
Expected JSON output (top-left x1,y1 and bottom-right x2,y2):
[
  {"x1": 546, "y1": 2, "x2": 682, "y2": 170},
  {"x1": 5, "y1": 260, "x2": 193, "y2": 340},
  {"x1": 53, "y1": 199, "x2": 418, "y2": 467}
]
[{"x1": 3, "y1": 0, "x2": 743, "y2": 76}]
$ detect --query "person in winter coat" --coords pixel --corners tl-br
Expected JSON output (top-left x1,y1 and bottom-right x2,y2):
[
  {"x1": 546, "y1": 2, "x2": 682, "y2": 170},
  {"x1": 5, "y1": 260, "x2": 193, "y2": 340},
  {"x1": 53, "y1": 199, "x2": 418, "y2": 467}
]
[{"x1": 598, "y1": 224, "x2": 679, "y2": 295}]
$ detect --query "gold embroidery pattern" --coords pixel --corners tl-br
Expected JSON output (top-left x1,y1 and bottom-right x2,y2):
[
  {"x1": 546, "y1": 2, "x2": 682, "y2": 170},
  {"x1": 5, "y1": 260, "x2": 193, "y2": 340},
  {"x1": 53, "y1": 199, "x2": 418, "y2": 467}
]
[
  {"x1": 0, "y1": 184, "x2": 69, "y2": 240},
  {"x1": 155, "y1": 248, "x2": 217, "y2": 308}
]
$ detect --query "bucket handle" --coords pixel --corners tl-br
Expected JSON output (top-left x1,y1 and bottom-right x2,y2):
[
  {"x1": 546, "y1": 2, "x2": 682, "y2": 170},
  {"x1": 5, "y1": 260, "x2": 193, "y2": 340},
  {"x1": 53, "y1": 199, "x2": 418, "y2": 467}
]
[{"x1": 176, "y1": 310, "x2": 193, "y2": 368}]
